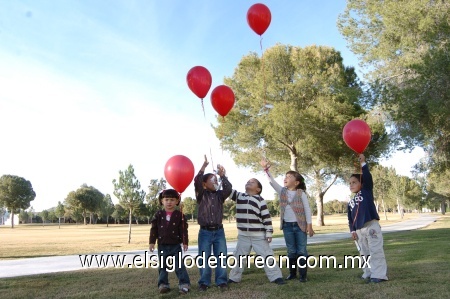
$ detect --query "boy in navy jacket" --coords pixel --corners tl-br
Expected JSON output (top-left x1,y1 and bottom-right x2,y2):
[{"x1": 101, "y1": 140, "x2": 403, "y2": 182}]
[{"x1": 348, "y1": 153, "x2": 388, "y2": 283}]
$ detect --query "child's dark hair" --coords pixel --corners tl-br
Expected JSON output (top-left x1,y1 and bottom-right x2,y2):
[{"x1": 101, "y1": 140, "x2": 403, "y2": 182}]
[
  {"x1": 286, "y1": 171, "x2": 306, "y2": 190},
  {"x1": 202, "y1": 173, "x2": 215, "y2": 183},
  {"x1": 255, "y1": 179, "x2": 263, "y2": 195},
  {"x1": 350, "y1": 174, "x2": 364, "y2": 184},
  {"x1": 158, "y1": 189, "x2": 180, "y2": 205}
]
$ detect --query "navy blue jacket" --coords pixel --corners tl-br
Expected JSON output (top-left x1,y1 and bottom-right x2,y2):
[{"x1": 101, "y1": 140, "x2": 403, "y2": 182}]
[{"x1": 347, "y1": 164, "x2": 380, "y2": 232}]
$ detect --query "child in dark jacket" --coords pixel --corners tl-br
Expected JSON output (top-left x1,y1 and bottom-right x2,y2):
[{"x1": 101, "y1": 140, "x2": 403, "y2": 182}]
[
  {"x1": 194, "y1": 155, "x2": 232, "y2": 292},
  {"x1": 149, "y1": 189, "x2": 190, "y2": 294},
  {"x1": 348, "y1": 153, "x2": 388, "y2": 283}
]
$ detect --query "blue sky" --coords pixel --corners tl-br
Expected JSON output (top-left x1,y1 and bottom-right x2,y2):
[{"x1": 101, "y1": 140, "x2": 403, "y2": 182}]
[{"x1": 0, "y1": 1, "x2": 424, "y2": 211}]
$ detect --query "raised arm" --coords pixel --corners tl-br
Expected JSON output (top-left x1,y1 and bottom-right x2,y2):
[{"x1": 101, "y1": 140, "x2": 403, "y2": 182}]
[
  {"x1": 194, "y1": 155, "x2": 209, "y2": 200},
  {"x1": 260, "y1": 158, "x2": 282, "y2": 194},
  {"x1": 359, "y1": 154, "x2": 373, "y2": 191}
]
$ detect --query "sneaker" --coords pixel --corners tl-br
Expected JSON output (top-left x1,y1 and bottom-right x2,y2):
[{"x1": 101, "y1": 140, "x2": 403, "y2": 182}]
[
  {"x1": 159, "y1": 287, "x2": 170, "y2": 294},
  {"x1": 369, "y1": 278, "x2": 387, "y2": 283},
  {"x1": 273, "y1": 278, "x2": 286, "y2": 285},
  {"x1": 218, "y1": 283, "x2": 229, "y2": 291},
  {"x1": 179, "y1": 287, "x2": 189, "y2": 295},
  {"x1": 299, "y1": 276, "x2": 308, "y2": 283},
  {"x1": 198, "y1": 284, "x2": 208, "y2": 292},
  {"x1": 227, "y1": 279, "x2": 237, "y2": 284}
]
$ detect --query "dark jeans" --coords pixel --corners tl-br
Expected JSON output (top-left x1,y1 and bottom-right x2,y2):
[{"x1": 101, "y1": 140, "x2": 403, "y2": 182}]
[
  {"x1": 197, "y1": 227, "x2": 228, "y2": 286},
  {"x1": 158, "y1": 244, "x2": 190, "y2": 288},
  {"x1": 282, "y1": 221, "x2": 308, "y2": 260}
]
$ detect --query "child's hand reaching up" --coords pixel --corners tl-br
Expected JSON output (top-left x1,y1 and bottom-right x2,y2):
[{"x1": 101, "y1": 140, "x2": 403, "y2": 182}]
[
  {"x1": 260, "y1": 158, "x2": 271, "y2": 170},
  {"x1": 201, "y1": 155, "x2": 209, "y2": 171},
  {"x1": 217, "y1": 164, "x2": 226, "y2": 177}
]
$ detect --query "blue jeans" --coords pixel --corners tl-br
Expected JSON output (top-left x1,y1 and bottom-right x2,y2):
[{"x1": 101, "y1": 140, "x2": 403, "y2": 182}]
[
  {"x1": 197, "y1": 228, "x2": 228, "y2": 286},
  {"x1": 282, "y1": 222, "x2": 308, "y2": 259},
  {"x1": 158, "y1": 244, "x2": 190, "y2": 288}
]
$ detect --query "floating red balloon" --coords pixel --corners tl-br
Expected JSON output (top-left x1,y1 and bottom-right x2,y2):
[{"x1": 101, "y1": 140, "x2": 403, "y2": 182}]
[
  {"x1": 210, "y1": 85, "x2": 235, "y2": 117},
  {"x1": 186, "y1": 66, "x2": 212, "y2": 99},
  {"x1": 247, "y1": 3, "x2": 271, "y2": 35},
  {"x1": 164, "y1": 155, "x2": 195, "y2": 193},
  {"x1": 342, "y1": 119, "x2": 372, "y2": 154}
]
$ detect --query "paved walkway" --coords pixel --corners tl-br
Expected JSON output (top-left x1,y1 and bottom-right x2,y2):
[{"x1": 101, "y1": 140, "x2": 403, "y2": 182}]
[{"x1": 0, "y1": 214, "x2": 437, "y2": 279}]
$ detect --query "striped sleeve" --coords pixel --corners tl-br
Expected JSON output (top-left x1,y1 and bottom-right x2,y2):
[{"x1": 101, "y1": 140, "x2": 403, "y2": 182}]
[{"x1": 259, "y1": 197, "x2": 273, "y2": 238}]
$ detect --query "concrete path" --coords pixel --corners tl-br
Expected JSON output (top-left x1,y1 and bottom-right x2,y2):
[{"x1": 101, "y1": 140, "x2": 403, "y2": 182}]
[{"x1": 0, "y1": 214, "x2": 437, "y2": 279}]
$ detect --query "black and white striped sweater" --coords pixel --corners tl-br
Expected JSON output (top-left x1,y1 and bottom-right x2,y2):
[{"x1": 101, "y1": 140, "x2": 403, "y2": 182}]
[{"x1": 229, "y1": 189, "x2": 273, "y2": 238}]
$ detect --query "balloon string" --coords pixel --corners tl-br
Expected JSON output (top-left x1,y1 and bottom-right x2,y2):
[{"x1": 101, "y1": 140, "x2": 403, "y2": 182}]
[
  {"x1": 201, "y1": 98, "x2": 206, "y2": 118},
  {"x1": 201, "y1": 100, "x2": 216, "y2": 173},
  {"x1": 209, "y1": 145, "x2": 215, "y2": 174},
  {"x1": 260, "y1": 35, "x2": 268, "y2": 158},
  {"x1": 260, "y1": 35, "x2": 267, "y2": 106},
  {"x1": 180, "y1": 192, "x2": 186, "y2": 247},
  {"x1": 351, "y1": 154, "x2": 362, "y2": 230}
]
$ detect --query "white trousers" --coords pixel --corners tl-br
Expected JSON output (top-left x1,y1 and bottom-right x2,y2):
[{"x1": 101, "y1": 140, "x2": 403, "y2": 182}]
[
  {"x1": 356, "y1": 220, "x2": 388, "y2": 280},
  {"x1": 229, "y1": 234, "x2": 283, "y2": 283}
]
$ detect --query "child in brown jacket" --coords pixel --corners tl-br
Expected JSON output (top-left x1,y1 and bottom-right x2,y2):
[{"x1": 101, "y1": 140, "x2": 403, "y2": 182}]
[{"x1": 149, "y1": 189, "x2": 190, "y2": 294}]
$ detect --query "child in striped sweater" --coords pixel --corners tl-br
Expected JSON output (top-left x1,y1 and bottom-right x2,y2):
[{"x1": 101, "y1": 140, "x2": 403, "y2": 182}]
[{"x1": 227, "y1": 178, "x2": 285, "y2": 285}]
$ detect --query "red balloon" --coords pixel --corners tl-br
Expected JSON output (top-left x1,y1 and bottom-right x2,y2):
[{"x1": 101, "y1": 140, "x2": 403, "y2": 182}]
[
  {"x1": 247, "y1": 3, "x2": 271, "y2": 35},
  {"x1": 164, "y1": 155, "x2": 195, "y2": 193},
  {"x1": 342, "y1": 119, "x2": 372, "y2": 154},
  {"x1": 186, "y1": 66, "x2": 212, "y2": 99},
  {"x1": 210, "y1": 85, "x2": 235, "y2": 117}
]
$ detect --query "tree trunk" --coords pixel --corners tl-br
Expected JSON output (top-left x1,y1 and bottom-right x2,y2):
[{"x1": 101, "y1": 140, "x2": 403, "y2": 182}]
[
  {"x1": 107, "y1": 214, "x2": 109, "y2": 227},
  {"x1": 58, "y1": 217, "x2": 61, "y2": 229},
  {"x1": 83, "y1": 211, "x2": 87, "y2": 225},
  {"x1": 128, "y1": 209, "x2": 132, "y2": 244},
  {"x1": 382, "y1": 199, "x2": 388, "y2": 221},
  {"x1": 316, "y1": 194, "x2": 325, "y2": 226},
  {"x1": 441, "y1": 200, "x2": 446, "y2": 215},
  {"x1": 11, "y1": 211, "x2": 15, "y2": 228}
]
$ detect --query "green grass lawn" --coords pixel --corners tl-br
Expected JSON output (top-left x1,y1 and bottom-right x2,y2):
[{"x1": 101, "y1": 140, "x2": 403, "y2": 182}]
[{"x1": 0, "y1": 215, "x2": 448, "y2": 299}]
